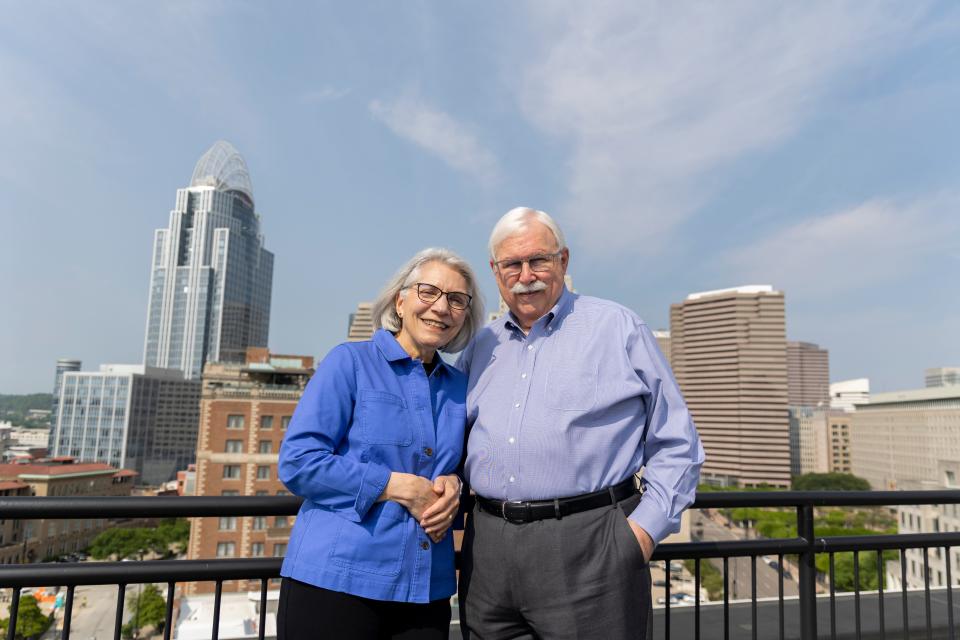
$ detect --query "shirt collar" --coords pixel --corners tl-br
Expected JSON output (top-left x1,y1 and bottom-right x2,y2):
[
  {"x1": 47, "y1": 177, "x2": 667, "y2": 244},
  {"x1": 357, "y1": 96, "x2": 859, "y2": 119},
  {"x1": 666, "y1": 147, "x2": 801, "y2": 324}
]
[
  {"x1": 504, "y1": 286, "x2": 575, "y2": 333},
  {"x1": 372, "y1": 328, "x2": 452, "y2": 375}
]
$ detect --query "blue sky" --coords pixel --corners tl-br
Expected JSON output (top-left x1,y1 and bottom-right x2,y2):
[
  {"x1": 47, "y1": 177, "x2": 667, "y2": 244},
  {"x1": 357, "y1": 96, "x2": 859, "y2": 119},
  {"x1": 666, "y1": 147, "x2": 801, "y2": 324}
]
[{"x1": 2, "y1": 2, "x2": 959, "y2": 394}]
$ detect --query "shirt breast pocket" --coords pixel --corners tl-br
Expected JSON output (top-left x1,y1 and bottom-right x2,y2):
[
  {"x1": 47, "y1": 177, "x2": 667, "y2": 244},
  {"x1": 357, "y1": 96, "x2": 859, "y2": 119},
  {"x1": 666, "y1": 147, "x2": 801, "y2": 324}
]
[{"x1": 358, "y1": 389, "x2": 413, "y2": 446}]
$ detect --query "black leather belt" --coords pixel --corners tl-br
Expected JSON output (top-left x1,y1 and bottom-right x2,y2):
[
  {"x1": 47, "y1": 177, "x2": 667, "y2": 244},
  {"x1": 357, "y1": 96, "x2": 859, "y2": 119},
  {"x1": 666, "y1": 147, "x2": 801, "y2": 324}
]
[{"x1": 476, "y1": 477, "x2": 638, "y2": 524}]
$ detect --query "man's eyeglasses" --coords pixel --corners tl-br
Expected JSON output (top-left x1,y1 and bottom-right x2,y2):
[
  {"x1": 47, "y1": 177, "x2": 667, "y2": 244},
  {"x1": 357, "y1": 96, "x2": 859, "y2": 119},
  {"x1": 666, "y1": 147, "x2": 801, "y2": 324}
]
[
  {"x1": 494, "y1": 251, "x2": 562, "y2": 278},
  {"x1": 414, "y1": 283, "x2": 472, "y2": 311}
]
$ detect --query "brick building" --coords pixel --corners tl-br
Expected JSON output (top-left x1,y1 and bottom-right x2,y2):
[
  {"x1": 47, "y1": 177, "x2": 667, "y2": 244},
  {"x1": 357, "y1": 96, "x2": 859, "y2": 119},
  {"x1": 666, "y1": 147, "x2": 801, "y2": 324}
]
[
  {"x1": 186, "y1": 348, "x2": 313, "y2": 594},
  {"x1": 0, "y1": 458, "x2": 135, "y2": 564}
]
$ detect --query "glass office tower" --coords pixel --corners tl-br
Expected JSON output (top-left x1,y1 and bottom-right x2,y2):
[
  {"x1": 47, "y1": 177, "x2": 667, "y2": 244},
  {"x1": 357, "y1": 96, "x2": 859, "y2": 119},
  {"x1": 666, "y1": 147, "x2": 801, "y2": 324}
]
[{"x1": 143, "y1": 141, "x2": 274, "y2": 379}]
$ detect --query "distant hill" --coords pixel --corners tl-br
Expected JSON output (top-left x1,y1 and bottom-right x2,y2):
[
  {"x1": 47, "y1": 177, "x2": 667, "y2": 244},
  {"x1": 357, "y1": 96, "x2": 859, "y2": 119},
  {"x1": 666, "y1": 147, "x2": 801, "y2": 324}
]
[{"x1": 0, "y1": 393, "x2": 53, "y2": 427}]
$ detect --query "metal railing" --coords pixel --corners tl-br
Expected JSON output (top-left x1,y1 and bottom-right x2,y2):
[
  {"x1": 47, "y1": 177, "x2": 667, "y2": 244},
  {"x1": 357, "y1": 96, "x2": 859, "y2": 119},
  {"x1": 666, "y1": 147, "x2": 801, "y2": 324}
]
[{"x1": 2, "y1": 491, "x2": 960, "y2": 640}]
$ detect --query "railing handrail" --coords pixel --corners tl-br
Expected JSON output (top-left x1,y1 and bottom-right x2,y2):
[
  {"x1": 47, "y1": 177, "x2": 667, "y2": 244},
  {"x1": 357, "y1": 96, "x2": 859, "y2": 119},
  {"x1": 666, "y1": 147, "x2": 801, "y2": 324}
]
[{"x1": 4, "y1": 488, "x2": 960, "y2": 520}]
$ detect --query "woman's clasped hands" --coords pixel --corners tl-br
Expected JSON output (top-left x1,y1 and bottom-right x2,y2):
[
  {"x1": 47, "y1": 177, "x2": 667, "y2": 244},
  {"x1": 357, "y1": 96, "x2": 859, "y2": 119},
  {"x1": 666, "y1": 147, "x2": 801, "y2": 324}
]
[{"x1": 381, "y1": 472, "x2": 461, "y2": 543}]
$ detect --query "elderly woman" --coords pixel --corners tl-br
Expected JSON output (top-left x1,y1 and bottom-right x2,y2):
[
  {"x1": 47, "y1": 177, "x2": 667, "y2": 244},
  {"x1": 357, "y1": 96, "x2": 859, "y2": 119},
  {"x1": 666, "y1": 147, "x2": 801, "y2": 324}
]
[{"x1": 277, "y1": 248, "x2": 484, "y2": 640}]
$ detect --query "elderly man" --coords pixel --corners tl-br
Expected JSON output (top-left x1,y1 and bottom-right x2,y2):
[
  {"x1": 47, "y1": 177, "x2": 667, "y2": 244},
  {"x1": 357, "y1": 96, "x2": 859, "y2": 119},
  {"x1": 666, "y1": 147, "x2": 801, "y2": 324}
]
[{"x1": 456, "y1": 207, "x2": 704, "y2": 639}]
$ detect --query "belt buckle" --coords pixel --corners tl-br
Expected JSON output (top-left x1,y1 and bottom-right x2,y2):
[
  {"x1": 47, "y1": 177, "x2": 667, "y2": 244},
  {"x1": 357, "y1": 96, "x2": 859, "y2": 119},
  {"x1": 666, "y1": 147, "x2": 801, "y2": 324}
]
[{"x1": 501, "y1": 500, "x2": 528, "y2": 524}]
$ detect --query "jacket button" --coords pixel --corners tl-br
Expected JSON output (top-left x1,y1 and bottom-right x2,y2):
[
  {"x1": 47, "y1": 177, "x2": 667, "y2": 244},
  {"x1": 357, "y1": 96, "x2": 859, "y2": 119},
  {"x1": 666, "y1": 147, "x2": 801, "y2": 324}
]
[
  {"x1": 424, "y1": 447, "x2": 433, "y2": 457},
  {"x1": 420, "y1": 541, "x2": 430, "y2": 550}
]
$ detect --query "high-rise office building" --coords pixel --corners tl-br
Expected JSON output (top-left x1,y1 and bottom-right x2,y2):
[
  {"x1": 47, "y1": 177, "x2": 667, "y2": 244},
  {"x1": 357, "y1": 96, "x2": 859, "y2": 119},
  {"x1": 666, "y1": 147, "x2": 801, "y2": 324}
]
[
  {"x1": 144, "y1": 141, "x2": 274, "y2": 380},
  {"x1": 829, "y1": 378, "x2": 870, "y2": 412},
  {"x1": 347, "y1": 302, "x2": 375, "y2": 341},
  {"x1": 787, "y1": 341, "x2": 830, "y2": 407},
  {"x1": 49, "y1": 363, "x2": 200, "y2": 485},
  {"x1": 186, "y1": 348, "x2": 313, "y2": 595},
  {"x1": 926, "y1": 367, "x2": 960, "y2": 388},
  {"x1": 50, "y1": 359, "x2": 81, "y2": 439},
  {"x1": 670, "y1": 285, "x2": 790, "y2": 487}
]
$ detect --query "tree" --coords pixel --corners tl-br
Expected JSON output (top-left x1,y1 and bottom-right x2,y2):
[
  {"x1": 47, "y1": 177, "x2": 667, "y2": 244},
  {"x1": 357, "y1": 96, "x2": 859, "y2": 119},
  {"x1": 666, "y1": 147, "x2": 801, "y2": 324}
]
[
  {"x1": 121, "y1": 585, "x2": 167, "y2": 639},
  {"x1": 0, "y1": 595, "x2": 53, "y2": 640},
  {"x1": 792, "y1": 473, "x2": 871, "y2": 491},
  {"x1": 88, "y1": 519, "x2": 190, "y2": 560}
]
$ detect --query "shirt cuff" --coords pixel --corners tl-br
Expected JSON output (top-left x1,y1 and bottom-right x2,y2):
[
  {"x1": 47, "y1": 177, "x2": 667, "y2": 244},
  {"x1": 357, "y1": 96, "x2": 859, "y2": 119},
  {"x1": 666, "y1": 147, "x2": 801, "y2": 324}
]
[
  {"x1": 627, "y1": 495, "x2": 675, "y2": 545},
  {"x1": 353, "y1": 461, "x2": 392, "y2": 522}
]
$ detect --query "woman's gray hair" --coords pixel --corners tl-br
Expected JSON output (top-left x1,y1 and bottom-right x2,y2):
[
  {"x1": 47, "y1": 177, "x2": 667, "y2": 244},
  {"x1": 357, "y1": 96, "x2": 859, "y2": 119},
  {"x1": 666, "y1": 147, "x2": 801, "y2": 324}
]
[
  {"x1": 488, "y1": 206, "x2": 567, "y2": 260},
  {"x1": 371, "y1": 247, "x2": 485, "y2": 353}
]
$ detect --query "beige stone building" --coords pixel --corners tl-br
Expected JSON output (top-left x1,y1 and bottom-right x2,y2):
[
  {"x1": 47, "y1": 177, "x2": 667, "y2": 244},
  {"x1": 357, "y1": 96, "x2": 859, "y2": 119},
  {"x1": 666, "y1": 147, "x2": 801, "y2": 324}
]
[
  {"x1": 788, "y1": 409, "x2": 852, "y2": 477},
  {"x1": 186, "y1": 348, "x2": 314, "y2": 595},
  {"x1": 670, "y1": 285, "x2": 790, "y2": 487},
  {"x1": 850, "y1": 385, "x2": 957, "y2": 594},
  {"x1": 787, "y1": 341, "x2": 830, "y2": 408},
  {"x1": 850, "y1": 386, "x2": 960, "y2": 491},
  {"x1": 0, "y1": 459, "x2": 135, "y2": 564}
]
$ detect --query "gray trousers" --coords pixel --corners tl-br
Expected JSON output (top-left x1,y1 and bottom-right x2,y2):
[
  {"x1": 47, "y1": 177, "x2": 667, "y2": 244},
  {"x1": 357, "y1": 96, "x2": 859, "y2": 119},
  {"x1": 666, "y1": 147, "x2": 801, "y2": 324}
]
[{"x1": 459, "y1": 491, "x2": 652, "y2": 640}]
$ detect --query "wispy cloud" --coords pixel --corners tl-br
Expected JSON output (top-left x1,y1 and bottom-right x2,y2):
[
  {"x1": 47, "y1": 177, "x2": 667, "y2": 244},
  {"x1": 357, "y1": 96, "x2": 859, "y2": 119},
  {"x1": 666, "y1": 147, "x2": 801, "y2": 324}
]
[
  {"x1": 302, "y1": 85, "x2": 351, "y2": 104},
  {"x1": 370, "y1": 94, "x2": 500, "y2": 186},
  {"x1": 516, "y1": 2, "x2": 947, "y2": 252},
  {"x1": 721, "y1": 192, "x2": 960, "y2": 297}
]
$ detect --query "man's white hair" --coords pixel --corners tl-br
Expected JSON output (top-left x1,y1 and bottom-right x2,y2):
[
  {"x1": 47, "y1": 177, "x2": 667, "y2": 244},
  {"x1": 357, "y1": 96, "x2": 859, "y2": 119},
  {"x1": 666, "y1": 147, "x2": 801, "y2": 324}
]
[
  {"x1": 371, "y1": 247, "x2": 485, "y2": 353},
  {"x1": 488, "y1": 207, "x2": 567, "y2": 260}
]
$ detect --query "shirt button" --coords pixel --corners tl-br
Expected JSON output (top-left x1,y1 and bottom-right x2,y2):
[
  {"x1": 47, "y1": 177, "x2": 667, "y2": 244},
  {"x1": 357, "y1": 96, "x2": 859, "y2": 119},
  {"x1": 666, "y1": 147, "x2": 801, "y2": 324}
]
[
  {"x1": 509, "y1": 476, "x2": 515, "y2": 483},
  {"x1": 521, "y1": 373, "x2": 527, "y2": 379},
  {"x1": 514, "y1": 402, "x2": 520, "y2": 408},
  {"x1": 508, "y1": 437, "x2": 515, "y2": 444},
  {"x1": 527, "y1": 345, "x2": 534, "y2": 351},
  {"x1": 420, "y1": 541, "x2": 430, "y2": 550},
  {"x1": 423, "y1": 447, "x2": 433, "y2": 456}
]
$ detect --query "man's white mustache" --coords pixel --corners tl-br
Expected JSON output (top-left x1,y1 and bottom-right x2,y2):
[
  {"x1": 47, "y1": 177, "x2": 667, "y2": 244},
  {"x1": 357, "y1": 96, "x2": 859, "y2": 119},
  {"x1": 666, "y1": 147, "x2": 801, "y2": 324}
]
[{"x1": 510, "y1": 281, "x2": 548, "y2": 294}]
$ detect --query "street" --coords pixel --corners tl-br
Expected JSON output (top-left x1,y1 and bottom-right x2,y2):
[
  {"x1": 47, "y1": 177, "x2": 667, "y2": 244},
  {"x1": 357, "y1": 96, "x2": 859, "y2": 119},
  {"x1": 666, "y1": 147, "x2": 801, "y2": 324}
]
[
  {"x1": 691, "y1": 509, "x2": 799, "y2": 601},
  {"x1": 43, "y1": 583, "x2": 138, "y2": 640}
]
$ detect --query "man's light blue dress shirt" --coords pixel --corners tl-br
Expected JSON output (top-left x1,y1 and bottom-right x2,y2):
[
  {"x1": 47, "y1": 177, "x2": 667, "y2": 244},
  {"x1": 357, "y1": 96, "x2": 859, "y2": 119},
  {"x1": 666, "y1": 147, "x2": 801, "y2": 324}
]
[
  {"x1": 279, "y1": 329, "x2": 467, "y2": 603},
  {"x1": 457, "y1": 288, "x2": 704, "y2": 544}
]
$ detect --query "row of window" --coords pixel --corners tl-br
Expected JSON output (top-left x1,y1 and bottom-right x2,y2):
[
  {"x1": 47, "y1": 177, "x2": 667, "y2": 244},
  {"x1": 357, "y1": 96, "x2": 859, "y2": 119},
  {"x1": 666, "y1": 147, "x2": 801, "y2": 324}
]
[
  {"x1": 215, "y1": 542, "x2": 287, "y2": 558},
  {"x1": 222, "y1": 464, "x2": 275, "y2": 480},
  {"x1": 225, "y1": 440, "x2": 275, "y2": 454},
  {"x1": 227, "y1": 415, "x2": 291, "y2": 430},
  {"x1": 218, "y1": 515, "x2": 288, "y2": 530}
]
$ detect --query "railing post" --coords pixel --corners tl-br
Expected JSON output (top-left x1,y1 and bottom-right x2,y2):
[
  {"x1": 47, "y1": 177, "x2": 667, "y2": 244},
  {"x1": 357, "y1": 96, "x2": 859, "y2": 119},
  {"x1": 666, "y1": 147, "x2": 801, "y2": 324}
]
[{"x1": 797, "y1": 503, "x2": 817, "y2": 640}]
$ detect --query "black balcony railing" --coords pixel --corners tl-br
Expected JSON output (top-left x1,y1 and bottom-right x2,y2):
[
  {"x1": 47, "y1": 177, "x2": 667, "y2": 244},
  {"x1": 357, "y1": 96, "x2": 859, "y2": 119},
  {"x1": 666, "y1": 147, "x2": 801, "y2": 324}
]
[{"x1": 2, "y1": 491, "x2": 960, "y2": 640}]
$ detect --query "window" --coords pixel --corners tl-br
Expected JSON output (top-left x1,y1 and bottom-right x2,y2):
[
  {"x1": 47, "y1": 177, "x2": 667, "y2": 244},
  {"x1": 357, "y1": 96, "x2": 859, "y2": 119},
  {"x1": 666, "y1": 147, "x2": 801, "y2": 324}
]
[
  {"x1": 281, "y1": 416, "x2": 291, "y2": 430},
  {"x1": 273, "y1": 543, "x2": 287, "y2": 557},
  {"x1": 253, "y1": 516, "x2": 267, "y2": 530},
  {"x1": 216, "y1": 542, "x2": 236, "y2": 557},
  {"x1": 222, "y1": 490, "x2": 239, "y2": 497},
  {"x1": 256, "y1": 465, "x2": 271, "y2": 480},
  {"x1": 274, "y1": 516, "x2": 288, "y2": 528},
  {"x1": 260, "y1": 415, "x2": 274, "y2": 430},
  {"x1": 251, "y1": 542, "x2": 265, "y2": 557},
  {"x1": 219, "y1": 517, "x2": 237, "y2": 531},
  {"x1": 948, "y1": 470, "x2": 957, "y2": 487},
  {"x1": 222, "y1": 465, "x2": 241, "y2": 479},
  {"x1": 225, "y1": 440, "x2": 243, "y2": 453},
  {"x1": 227, "y1": 415, "x2": 245, "y2": 430},
  {"x1": 258, "y1": 440, "x2": 273, "y2": 454}
]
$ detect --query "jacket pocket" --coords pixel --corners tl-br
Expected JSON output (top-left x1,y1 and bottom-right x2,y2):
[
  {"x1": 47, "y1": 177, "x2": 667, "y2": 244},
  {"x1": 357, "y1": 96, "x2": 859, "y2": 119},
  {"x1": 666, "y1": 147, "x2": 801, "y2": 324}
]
[
  {"x1": 358, "y1": 389, "x2": 413, "y2": 446},
  {"x1": 330, "y1": 500, "x2": 410, "y2": 576}
]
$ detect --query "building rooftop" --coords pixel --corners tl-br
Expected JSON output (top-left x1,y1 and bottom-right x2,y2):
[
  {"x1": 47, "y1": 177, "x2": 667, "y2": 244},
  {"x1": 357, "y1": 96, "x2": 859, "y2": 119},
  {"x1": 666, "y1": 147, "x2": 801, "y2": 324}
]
[
  {"x1": 189, "y1": 140, "x2": 254, "y2": 207},
  {"x1": 0, "y1": 460, "x2": 120, "y2": 479},
  {"x1": 686, "y1": 285, "x2": 775, "y2": 300},
  {"x1": 864, "y1": 385, "x2": 960, "y2": 407}
]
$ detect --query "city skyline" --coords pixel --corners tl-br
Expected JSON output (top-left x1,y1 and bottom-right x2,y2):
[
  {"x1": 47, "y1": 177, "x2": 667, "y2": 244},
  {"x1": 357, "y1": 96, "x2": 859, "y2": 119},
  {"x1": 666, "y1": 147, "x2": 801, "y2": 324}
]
[{"x1": 3, "y1": 4, "x2": 960, "y2": 393}]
